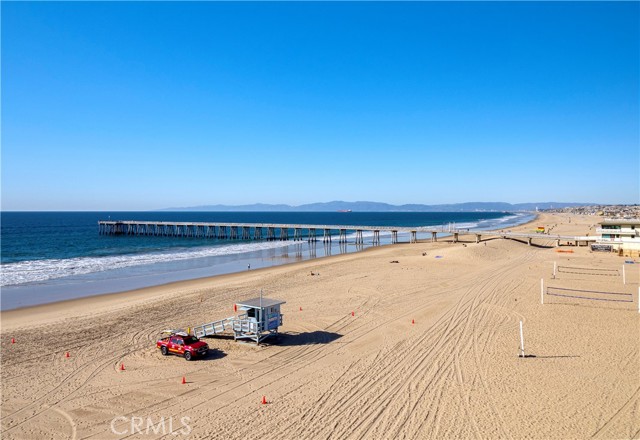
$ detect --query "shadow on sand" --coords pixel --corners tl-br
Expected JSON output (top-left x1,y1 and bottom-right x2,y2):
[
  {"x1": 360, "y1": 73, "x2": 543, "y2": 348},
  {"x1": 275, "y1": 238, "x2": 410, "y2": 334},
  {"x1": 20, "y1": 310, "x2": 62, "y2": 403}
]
[
  {"x1": 200, "y1": 330, "x2": 342, "y2": 347},
  {"x1": 269, "y1": 330, "x2": 342, "y2": 346},
  {"x1": 202, "y1": 334, "x2": 235, "y2": 341},
  {"x1": 198, "y1": 348, "x2": 227, "y2": 361},
  {"x1": 518, "y1": 354, "x2": 580, "y2": 359}
]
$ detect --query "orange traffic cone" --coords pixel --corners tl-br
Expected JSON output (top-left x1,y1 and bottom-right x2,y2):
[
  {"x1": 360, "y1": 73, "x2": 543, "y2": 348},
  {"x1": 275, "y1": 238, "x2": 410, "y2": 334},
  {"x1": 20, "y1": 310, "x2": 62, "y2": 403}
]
[
  {"x1": 120, "y1": 363, "x2": 125, "y2": 371},
  {"x1": 11, "y1": 338, "x2": 15, "y2": 344},
  {"x1": 351, "y1": 311, "x2": 354, "y2": 317},
  {"x1": 261, "y1": 396, "x2": 267, "y2": 405},
  {"x1": 299, "y1": 307, "x2": 302, "y2": 311},
  {"x1": 182, "y1": 376, "x2": 186, "y2": 384},
  {"x1": 412, "y1": 319, "x2": 415, "y2": 325},
  {"x1": 65, "y1": 351, "x2": 70, "y2": 358}
]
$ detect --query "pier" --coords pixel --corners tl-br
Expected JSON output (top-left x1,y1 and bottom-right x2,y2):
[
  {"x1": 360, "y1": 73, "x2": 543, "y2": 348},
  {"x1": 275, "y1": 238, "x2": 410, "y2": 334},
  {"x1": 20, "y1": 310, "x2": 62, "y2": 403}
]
[
  {"x1": 98, "y1": 220, "x2": 430, "y2": 244},
  {"x1": 98, "y1": 220, "x2": 597, "y2": 246}
]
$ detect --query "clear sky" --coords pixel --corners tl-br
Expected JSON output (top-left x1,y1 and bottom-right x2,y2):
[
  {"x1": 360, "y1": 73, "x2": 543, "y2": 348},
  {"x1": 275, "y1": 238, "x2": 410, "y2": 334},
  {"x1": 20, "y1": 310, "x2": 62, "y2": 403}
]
[{"x1": 2, "y1": 1, "x2": 638, "y2": 210}]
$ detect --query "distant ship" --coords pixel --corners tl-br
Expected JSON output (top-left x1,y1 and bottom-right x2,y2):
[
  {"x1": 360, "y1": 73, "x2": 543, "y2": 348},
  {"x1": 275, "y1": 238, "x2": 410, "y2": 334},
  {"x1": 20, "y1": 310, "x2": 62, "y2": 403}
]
[{"x1": 337, "y1": 209, "x2": 352, "y2": 213}]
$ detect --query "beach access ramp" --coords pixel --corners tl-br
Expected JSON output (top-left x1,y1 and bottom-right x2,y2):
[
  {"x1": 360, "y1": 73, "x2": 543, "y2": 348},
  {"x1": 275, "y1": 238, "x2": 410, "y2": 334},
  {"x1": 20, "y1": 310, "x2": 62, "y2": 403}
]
[{"x1": 192, "y1": 317, "x2": 235, "y2": 338}]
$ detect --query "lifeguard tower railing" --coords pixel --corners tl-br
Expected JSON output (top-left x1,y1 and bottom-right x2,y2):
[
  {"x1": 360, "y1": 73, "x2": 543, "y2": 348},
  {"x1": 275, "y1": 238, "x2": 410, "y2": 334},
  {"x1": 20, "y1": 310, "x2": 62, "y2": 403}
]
[{"x1": 232, "y1": 311, "x2": 283, "y2": 331}]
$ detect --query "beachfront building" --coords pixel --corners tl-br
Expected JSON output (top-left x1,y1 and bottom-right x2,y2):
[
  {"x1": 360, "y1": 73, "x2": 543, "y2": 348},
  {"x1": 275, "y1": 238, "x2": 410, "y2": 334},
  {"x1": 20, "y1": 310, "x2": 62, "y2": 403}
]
[{"x1": 594, "y1": 218, "x2": 640, "y2": 255}]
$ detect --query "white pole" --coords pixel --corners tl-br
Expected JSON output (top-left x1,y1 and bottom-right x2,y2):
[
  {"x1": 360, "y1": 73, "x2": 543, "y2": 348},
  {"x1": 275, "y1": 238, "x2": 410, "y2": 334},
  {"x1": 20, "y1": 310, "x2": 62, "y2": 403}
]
[
  {"x1": 622, "y1": 265, "x2": 626, "y2": 285},
  {"x1": 519, "y1": 321, "x2": 525, "y2": 358},
  {"x1": 540, "y1": 278, "x2": 544, "y2": 305},
  {"x1": 553, "y1": 261, "x2": 557, "y2": 278},
  {"x1": 638, "y1": 287, "x2": 639, "y2": 314}
]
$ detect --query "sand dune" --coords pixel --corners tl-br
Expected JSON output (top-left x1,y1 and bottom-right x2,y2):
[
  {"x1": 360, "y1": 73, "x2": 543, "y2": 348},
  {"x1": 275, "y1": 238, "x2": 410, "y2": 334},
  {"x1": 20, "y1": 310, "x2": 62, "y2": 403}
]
[{"x1": 2, "y1": 213, "x2": 639, "y2": 439}]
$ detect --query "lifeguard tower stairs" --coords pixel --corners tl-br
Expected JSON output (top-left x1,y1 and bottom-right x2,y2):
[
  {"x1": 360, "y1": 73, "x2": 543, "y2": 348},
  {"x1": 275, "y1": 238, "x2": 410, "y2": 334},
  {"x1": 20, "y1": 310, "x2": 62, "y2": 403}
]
[{"x1": 192, "y1": 296, "x2": 285, "y2": 345}]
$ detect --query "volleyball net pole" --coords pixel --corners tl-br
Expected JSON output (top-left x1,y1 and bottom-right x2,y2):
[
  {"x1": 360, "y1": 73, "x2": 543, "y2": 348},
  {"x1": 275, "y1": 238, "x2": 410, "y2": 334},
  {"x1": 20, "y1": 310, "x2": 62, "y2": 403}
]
[
  {"x1": 519, "y1": 320, "x2": 525, "y2": 358},
  {"x1": 622, "y1": 265, "x2": 626, "y2": 285}
]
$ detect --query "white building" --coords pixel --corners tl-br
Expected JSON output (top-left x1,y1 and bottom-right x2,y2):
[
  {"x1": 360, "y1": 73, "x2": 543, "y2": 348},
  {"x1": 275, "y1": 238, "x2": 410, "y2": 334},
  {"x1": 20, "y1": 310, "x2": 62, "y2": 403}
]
[{"x1": 595, "y1": 218, "x2": 640, "y2": 254}]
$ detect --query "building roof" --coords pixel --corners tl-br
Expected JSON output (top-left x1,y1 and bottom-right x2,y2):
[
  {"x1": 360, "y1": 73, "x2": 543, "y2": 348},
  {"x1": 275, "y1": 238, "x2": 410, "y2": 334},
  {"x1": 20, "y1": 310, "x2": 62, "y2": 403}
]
[
  {"x1": 237, "y1": 297, "x2": 286, "y2": 308},
  {"x1": 600, "y1": 218, "x2": 640, "y2": 226}
]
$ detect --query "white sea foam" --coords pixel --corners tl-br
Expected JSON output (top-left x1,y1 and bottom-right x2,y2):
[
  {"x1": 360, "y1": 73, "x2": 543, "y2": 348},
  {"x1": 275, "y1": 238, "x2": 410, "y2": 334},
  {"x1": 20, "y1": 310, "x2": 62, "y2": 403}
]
[
  {"x1": 420, "y1": 213, "x2": 533, "y2": 233},
  {"x1": 0, "y1": 239, "x2": 301, "y2": 287},
  {"x1": 449, "y1": 221, "x2": 478, "y2": 230}
]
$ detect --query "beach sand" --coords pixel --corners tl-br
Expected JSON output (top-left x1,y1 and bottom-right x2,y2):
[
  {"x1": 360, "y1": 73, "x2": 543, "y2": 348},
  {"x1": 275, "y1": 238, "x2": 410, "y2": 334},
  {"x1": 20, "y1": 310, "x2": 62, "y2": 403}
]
[{"x1": 1, "y1": 213, "x2": 639, "y2": 439}]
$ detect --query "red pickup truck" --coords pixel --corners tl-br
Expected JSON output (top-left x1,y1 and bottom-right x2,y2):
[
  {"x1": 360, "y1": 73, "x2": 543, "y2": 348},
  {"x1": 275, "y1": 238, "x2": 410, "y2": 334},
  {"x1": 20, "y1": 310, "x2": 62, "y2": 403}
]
[{"x1": 157, "y1": 331, "x2": 209, "y2": 361}]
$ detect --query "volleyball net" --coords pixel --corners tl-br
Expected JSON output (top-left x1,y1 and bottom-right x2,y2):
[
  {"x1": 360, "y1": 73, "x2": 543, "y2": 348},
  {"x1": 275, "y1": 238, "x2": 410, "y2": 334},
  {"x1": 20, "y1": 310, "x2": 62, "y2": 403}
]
[
  {"x1": 546, "y1": 286, "x2": 633, "y2": 303},
  {"x1": 556, "y1": 265, "x2": 620, "y2": 276}
]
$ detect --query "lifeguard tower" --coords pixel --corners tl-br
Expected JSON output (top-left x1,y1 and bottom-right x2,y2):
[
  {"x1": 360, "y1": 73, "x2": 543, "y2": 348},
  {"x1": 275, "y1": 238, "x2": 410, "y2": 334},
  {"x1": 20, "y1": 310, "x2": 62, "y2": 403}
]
[
  {"x1": 192, "y1": 293, "x2": 285, "y2": 345},
  {"x1": 232, "y1": 296, "x2": 285, "y2": 344}
]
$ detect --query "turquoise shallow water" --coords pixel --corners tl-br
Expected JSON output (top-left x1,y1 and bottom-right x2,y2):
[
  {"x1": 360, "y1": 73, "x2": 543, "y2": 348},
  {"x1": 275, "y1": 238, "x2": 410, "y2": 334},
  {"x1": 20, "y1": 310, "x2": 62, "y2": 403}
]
[{"x1": 0, "y1": 211, "x2": 534, "y2": 309}]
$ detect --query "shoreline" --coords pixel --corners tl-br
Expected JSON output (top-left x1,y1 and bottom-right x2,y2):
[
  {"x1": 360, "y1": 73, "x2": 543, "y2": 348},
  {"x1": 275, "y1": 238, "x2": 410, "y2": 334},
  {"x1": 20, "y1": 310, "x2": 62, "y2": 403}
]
[
  {"x1": 1, "y1": 212, "x2": 539, "y2": 313},
  {"x1": 0, "y1": 243, "x2": 386, "y2": 326},
  {"x1": 1, "y1": 213, "x2": 542, "y2": 325}
]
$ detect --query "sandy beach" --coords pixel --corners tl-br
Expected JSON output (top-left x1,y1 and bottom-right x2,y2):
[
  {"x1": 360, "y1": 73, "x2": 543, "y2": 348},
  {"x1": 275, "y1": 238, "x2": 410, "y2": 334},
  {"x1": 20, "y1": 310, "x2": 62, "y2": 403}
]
[{"x1": 1, "y1": 212, "x2": 638, "y2": 439}]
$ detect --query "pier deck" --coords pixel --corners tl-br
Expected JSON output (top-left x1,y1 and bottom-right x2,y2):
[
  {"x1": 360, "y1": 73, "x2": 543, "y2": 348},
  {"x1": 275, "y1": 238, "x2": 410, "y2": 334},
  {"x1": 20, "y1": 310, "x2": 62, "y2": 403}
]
[{"x1": 98, "y1": 220, "x2": 596, "y2": 246}]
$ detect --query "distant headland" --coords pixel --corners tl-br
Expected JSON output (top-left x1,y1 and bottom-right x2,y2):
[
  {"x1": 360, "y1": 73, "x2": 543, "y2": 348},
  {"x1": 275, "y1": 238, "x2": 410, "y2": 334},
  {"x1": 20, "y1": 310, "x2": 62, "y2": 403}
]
[{"x1": 158, "y1": 201, "x2": 594, "y2": 212}]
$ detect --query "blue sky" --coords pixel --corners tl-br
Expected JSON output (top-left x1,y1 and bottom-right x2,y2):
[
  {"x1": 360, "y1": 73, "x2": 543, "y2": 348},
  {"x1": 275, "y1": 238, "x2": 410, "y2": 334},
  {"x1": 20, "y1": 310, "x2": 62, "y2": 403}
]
[{"x1": 2, "y1": 2, "x2": 638, "y2": 210}]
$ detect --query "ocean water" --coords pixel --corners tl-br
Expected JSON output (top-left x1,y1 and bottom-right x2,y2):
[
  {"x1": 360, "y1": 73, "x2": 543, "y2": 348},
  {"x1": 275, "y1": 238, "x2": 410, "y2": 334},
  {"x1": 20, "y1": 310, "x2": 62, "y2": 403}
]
[{"x1": 0, "y1": 211, "x2": 534, "y2": 310}]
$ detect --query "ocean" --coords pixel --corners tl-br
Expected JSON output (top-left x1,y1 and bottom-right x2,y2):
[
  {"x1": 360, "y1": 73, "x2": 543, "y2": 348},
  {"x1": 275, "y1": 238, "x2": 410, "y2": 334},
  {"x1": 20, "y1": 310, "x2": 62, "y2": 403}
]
[{"x1": 0, "y1": 211, "x2": 535, "y2": 310}]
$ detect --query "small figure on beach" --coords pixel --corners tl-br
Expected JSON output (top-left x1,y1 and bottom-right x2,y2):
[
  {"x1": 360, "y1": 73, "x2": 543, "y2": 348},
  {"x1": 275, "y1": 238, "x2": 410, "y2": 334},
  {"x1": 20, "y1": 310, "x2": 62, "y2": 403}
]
[{"x1": 248, "y1": 264, "x2": 251, "y2": 270}]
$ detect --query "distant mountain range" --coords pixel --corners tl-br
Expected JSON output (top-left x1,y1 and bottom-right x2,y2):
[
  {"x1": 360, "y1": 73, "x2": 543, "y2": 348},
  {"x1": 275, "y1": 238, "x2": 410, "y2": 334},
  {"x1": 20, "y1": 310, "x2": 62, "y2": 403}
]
[{"x1": 159, "y1": 201, "x2": 593, "y2": 212}]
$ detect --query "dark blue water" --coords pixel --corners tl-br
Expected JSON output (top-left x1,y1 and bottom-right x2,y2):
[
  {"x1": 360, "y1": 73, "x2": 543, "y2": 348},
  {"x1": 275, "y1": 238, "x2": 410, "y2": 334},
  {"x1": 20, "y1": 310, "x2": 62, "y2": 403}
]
[{"x1": 0, "y1": 211, "x2": 534, "y2": 309}]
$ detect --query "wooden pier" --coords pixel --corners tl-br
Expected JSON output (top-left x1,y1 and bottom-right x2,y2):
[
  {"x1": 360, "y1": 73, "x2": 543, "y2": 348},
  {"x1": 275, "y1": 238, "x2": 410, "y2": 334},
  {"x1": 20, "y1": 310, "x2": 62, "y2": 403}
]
[{"x1": 98, "y1": 220, "x2": 597, "y2": 246}]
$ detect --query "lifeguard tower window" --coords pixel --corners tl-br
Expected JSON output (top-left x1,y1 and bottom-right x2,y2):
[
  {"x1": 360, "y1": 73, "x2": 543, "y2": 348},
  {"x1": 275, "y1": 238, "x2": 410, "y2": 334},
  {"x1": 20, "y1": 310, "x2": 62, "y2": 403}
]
[{"x1": 247, "y1": 308, "x2": 256, "y2": 318}]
